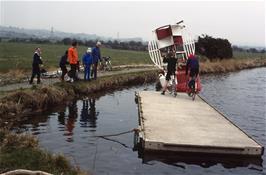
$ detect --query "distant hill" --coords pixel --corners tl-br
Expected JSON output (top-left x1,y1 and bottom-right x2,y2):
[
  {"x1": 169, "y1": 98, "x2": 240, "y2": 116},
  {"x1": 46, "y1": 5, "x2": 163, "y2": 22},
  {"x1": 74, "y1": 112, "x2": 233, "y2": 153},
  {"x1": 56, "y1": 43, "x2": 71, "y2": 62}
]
[{"x1": 0, "y1": 26, "x2": 144, "y2": 42}]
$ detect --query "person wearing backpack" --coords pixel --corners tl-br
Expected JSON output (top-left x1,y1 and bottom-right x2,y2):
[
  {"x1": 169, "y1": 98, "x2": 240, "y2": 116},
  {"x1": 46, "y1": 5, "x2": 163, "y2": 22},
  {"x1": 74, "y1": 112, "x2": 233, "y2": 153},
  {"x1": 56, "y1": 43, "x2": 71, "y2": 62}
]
[
  {"x1": 82, "y1": 47, "x2": 93, "y2": 81},
  {"x1": 59, "y1": 50, "x2": 69, "y2": 81}
]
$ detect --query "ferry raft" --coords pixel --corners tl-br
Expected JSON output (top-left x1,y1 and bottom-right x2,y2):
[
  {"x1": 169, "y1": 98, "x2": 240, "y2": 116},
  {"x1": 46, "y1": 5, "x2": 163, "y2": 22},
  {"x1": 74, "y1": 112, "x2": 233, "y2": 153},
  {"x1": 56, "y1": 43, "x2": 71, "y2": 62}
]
[
  {"x1": 138, "y1": 21, "x2": 264, "y2": 156},
  {"x1": 136, "y1": 91, "x2": 264, "y2": 156}
]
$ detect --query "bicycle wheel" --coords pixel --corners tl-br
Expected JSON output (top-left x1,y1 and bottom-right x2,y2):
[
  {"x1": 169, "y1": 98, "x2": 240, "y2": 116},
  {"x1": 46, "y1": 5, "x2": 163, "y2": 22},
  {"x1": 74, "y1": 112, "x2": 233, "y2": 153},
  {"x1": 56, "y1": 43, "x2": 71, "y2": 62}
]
[
  {"x1": 107, "y1": 62, "x2": 112, "y2": 71},
  {"x1": 171, "y1": 76, "x2": 177, "y2": 97},
  {"x1": 192, "y1": 90, "x2": 196, "y2": 100}
]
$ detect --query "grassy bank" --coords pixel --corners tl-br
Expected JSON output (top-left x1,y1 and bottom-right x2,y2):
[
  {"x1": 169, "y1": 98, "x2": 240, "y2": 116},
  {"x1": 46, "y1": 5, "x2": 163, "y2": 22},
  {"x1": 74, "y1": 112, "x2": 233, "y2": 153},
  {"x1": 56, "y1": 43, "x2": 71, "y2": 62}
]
[
  {"x1": 0, "y1": 130, "x2": 85, "y2": 174},
  {"x1": 0, "y1": 42, "x2": 151, "y2": 73},
  {"x1": 0, "y1": 69, "x2": 158, "y2": 127},
  {"x1": 200, "y1": 57, "x2": 266, "y2": 74}
]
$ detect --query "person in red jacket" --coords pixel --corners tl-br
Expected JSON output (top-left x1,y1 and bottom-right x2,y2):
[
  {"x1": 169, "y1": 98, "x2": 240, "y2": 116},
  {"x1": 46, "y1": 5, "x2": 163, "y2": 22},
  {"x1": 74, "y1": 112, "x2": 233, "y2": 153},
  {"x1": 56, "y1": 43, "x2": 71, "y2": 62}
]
[{"x1": 68, "y1": 41, "x2": 79, "y2": 82}]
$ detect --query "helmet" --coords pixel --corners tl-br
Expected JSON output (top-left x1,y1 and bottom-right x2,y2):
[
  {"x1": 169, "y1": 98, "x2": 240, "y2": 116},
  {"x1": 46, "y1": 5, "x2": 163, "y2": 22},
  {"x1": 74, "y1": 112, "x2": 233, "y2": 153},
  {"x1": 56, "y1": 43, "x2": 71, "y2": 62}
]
[
  {"x1": 188, "y1": 54, "x2": 194, "y2": 58},
  {"x1": 87, "y1": 47, "x2": 92, "y2": 53},
  {"x1": 96, "y1": 41, "x2": 102, "y2": 46}
]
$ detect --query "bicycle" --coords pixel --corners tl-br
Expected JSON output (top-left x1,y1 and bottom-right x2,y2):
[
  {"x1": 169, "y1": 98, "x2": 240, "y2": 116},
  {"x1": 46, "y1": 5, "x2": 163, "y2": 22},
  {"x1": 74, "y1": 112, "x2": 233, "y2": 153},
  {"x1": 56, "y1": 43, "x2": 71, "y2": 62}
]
[
  {"x1": 99, "y1": 56, "x2": 112, "y2": 71},
  {"x1": 169, "y1": 74, "x2": 177, "y2": 97},
  {"x1": 159, "y1": 71, "x2": 177, "y2": 97},
  {"x1": 187, "y1": 76, "x2": 197, "y2": 100}
]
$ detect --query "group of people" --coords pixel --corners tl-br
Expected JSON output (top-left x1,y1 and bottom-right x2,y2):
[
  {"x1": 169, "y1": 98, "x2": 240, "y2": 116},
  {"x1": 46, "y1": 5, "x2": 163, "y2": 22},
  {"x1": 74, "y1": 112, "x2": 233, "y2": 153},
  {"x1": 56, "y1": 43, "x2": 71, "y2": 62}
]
[
  {"x1": 161, "y1": 48, "x2": 200, "y2": 96},
  {"x1": 29, "y1": 41, "x2": 102, "y2": 84},
  {"x1": 29, "y1": 42, "x2": 199, "y2": 92},
  {"x1": 60, "y1": 41, "x2": 102, "y2": 82}
]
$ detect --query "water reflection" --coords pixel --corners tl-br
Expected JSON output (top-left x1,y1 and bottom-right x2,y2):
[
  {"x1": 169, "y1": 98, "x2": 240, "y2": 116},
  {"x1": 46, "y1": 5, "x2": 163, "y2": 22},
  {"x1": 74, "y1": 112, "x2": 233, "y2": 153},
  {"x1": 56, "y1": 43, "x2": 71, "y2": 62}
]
[
  {"x1": 64, "y1": 100, "x2": 78, "y2": 142},
  {"x1": 58, "y1": 111, "x2": 66, "y2": 126},
  {"x1": 60, "y1": 98, "x2": 100, "y2": 142},
  {"x1": 80, "y1": 98, "x2": 99, "y2": 129}
]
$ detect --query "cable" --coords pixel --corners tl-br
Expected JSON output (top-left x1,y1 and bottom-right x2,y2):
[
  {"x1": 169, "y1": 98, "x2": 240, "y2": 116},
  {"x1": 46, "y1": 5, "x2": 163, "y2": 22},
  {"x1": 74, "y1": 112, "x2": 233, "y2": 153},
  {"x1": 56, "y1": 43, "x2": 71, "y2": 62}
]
[{"x1": 92, "y1": 128, "x2": 140, "y2": 138}]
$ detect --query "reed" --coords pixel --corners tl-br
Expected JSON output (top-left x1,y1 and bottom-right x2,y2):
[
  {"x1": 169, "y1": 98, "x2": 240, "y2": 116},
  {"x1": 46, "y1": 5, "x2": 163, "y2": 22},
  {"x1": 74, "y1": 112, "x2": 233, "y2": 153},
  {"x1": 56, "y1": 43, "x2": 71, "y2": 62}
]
[{"x1": 200, "y1": 58, "x2": 266, "y2": 74}]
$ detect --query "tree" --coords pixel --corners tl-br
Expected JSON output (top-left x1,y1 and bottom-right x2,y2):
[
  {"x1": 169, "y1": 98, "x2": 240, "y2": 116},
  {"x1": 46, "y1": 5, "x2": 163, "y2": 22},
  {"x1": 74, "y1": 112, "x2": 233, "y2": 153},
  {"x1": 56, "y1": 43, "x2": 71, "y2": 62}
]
[
  {"x1": 248, "y1": 48, "x2": 258, "y2": 53},
  {"x1": 195, "y1": 35, "x2": 233, "y2": 60},
  {"x1": 62, "y1": 38, "x2": 72, "y2": 45}
]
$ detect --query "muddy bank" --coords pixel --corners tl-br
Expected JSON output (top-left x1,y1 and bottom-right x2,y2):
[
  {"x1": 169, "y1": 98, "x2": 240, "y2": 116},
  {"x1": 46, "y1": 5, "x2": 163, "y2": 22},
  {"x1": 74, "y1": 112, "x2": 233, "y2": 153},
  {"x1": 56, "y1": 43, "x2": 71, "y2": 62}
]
[{"x1": 0, "y1": 70, "x2": 158, "y2": 128}]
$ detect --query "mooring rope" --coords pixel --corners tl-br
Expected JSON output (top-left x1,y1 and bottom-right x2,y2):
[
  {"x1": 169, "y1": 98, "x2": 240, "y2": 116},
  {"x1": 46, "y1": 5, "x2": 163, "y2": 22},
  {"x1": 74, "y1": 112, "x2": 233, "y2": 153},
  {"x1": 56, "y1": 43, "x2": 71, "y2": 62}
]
[
  {"x1": 99, "y1": 136, "x2": 130, "y2": 148},
  {"x1": 92, "y1": 128, "x2": 140, "y2": 138}
]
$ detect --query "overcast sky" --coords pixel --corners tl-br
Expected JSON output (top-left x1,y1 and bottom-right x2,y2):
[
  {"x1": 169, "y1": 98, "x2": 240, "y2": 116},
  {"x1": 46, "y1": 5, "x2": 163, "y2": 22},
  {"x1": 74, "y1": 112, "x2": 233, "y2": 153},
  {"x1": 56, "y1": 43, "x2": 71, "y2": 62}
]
[{"x1": 0, "y1": 1, "x2": 265, "y2": 47}]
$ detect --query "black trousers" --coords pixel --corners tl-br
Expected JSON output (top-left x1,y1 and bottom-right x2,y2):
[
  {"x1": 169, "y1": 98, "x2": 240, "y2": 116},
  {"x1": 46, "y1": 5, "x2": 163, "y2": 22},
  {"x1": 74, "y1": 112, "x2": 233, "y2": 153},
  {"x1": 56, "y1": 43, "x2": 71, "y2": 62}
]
[
  {"x1": 30, "y1": 67, "x2": 41, "y2": 84},
  {"x1": 189, "y1": 68, "x2": 199, "y2": 78},
  {"x1": 60, "y1": 65, "x2": 68, "y2": 80},
  {"x1": 69, "y1": 64, "x2": 77, "y2": 80},
  {"x1": 188, "y1": 68, "x2": 199, "y2": 89},
  {"x1": 91, "y1": 62, "x2": 98, "y2": 80},
  {"x1": 165, "y1": 70, "x2": 175, "y2": 81}
]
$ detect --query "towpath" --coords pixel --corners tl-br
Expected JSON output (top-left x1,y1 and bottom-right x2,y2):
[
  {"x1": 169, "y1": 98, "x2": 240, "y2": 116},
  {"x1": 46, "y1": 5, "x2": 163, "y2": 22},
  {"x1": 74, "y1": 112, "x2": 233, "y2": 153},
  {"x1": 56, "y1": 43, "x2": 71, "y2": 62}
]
[{"x1": 0, "y1": 65, "x2": 157, "y2": 92}]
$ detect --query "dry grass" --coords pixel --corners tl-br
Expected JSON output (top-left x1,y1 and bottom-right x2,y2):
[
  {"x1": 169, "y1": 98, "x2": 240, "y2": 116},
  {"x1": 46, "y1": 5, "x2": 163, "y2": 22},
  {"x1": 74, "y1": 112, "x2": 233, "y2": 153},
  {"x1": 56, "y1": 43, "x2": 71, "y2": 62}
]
[
  {"x1": 200, "y1": 58, "x2": 266, "y2": 74},
  {"x1": 0, "y1": 69, "x2": 29, "y2": 85},
  {"x1": 0, "y1": 129, "x2": 38, "y2": 151},
  {"x1": 6, "y1": 69, "x2": 27, "y2": 79},
  {"x1": 0, "y1": 129, "x2": 87, "y2": 175},
  {"x1": 0, "y1": 86, "x2": 71, "y2": 115}
]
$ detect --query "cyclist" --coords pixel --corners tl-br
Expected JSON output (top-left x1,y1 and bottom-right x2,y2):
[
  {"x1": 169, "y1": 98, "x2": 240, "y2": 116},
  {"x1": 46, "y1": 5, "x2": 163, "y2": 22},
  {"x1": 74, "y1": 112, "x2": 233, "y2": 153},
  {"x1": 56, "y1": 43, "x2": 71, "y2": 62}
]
[
  {"x1": 161, "y1": 49, "x2": 177, "y2": 95},
  {"x1": 186, "y1": 54, "x2": 199, "y2": 94}
]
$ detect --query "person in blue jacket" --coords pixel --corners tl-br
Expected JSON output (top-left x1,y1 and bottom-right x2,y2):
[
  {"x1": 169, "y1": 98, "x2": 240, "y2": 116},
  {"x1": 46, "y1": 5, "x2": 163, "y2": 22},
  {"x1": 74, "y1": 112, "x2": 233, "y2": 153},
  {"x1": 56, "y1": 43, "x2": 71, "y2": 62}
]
[
  {"x1": 29, "y1": 47, "x2": 43, "y2": 84},
  {"x1": 91, "y1": 41, "x2": 102, "y2": 80},
  {"x1": 82, "y1": 47, "x2": 93, "y2": 81}
]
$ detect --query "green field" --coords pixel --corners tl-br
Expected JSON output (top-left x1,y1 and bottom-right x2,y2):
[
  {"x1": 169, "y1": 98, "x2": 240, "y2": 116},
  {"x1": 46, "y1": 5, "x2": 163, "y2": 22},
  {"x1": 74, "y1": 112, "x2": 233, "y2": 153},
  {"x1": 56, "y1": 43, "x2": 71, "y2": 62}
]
[
  {"x1": 233, "y1": 51, "x2": 266, "y2": 59},
  {"x1": 0, "y1": 42, "x2": 152, "y2": 73}
]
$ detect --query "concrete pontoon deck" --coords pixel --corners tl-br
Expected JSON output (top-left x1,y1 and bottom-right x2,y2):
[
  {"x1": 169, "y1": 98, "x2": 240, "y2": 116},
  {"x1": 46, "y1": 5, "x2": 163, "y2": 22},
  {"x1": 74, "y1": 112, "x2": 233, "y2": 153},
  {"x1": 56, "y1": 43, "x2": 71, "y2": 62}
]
[{"x1": 136, "y1": 91, "x2": 264, "y2": 156}]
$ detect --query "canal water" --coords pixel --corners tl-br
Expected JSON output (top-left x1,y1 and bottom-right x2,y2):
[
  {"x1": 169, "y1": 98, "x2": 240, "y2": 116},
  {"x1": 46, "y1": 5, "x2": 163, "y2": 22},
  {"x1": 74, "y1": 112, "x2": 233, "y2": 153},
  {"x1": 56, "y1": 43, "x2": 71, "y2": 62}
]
[{"x1": 16, "y1": 68, "x2": 266, "y2": 175}]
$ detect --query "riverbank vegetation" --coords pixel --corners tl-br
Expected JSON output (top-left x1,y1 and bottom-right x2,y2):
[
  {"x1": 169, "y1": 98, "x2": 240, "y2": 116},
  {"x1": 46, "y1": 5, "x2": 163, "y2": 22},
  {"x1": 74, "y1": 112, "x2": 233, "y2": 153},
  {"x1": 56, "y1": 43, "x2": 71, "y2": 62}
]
[
  {"x1": 194, "y1": 35, "x2": 265, "y2": 73},
  {"x1": 0, "y1": 69, "x2": 158, "y2": 128},
  {"x1": 0, "y1": 129, "x2": 86, "y2": 174},
  {"x1": 200, "y1": 57, "x2": 266, "y2": 74}
]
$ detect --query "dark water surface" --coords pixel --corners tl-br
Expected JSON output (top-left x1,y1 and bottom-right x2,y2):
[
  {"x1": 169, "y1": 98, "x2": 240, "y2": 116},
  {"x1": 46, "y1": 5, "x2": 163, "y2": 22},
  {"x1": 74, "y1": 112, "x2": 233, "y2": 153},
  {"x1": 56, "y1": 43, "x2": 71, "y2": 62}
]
[{"x1": 16, "y1": 68, "x2": 266, "y2": 175}]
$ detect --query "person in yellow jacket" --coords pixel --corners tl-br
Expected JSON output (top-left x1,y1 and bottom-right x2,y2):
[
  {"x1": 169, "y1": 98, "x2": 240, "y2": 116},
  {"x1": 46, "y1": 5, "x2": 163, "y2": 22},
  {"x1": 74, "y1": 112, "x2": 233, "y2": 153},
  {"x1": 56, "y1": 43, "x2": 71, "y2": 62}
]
[{"x1": 68, "y1": 41, "x2": 79, "y2": 82}]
